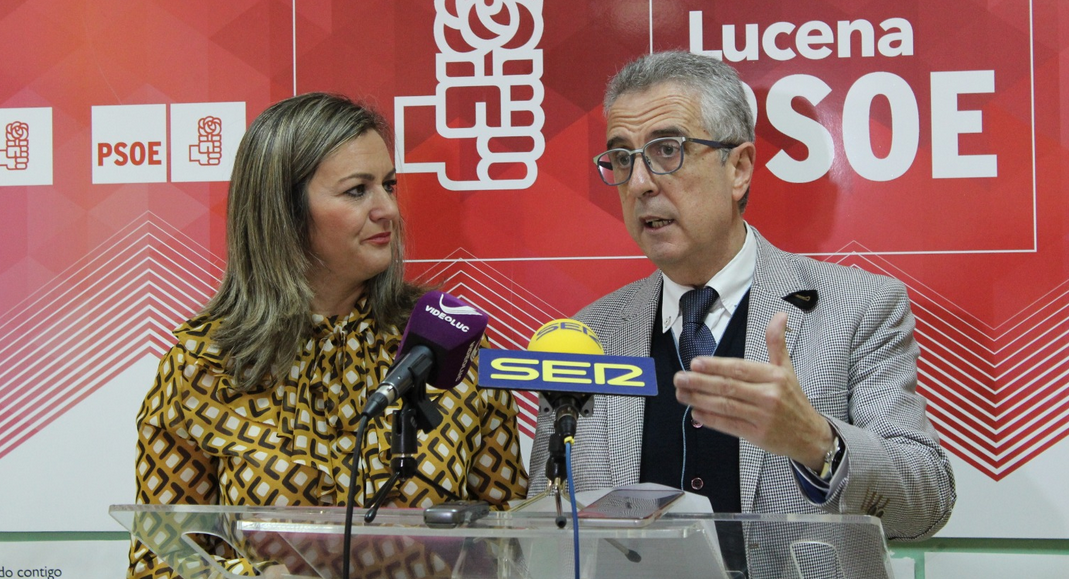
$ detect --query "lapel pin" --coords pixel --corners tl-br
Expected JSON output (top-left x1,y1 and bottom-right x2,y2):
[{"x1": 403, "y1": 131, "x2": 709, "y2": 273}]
[{"x1": 783, "y1": 290, "x2": 818, "y2": 311}]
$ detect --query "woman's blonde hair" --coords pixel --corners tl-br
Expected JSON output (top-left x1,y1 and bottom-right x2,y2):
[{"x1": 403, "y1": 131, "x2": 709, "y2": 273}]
[{"x1": 202, "y1": 92, "x2": 421, "y2": 391}]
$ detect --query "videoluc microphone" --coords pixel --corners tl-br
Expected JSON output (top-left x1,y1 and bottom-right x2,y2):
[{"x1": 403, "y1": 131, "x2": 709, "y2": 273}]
[
  {"x1": 361, "y1": 291, "x2": 489, "y2": 419},
  {"x1": 344, "y1": 291, "x2": 487, "y2": 577}
]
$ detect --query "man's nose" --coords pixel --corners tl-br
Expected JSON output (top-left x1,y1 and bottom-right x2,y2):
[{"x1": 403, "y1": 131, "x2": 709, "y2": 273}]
[{"x1": 625, "y1": 154, "x2": 658, "y2": 197}]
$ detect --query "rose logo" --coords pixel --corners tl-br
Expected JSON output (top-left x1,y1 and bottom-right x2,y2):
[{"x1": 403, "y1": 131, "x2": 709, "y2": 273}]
[
  {"x1": 190, "y1": 116, "x2": 223, "y2": 166},
  {"x1": 2, "y1": 121, "x2": 30, "y2": 170},
  {"x1": 198, "y1": 116, "x2": 222, "y2": 136},
  {"x1": 7, "y1": 121, "x2": 29, "y2": 141}
]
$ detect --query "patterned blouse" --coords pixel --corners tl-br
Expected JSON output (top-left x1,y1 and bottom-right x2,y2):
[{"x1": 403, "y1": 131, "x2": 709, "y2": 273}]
[{"x1": 127, "y1": 296, "x2": 528, "y2": 578}]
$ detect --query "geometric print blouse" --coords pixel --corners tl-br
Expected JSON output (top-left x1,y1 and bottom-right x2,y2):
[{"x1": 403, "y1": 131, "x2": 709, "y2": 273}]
[{"x1": 128, "y1": 296, "x2": 529, "y2": 578}]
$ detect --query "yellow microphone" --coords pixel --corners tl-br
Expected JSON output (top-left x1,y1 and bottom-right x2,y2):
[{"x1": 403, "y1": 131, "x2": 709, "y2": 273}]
[
  {"x1": 527, "y1": 319, "x2": 604, "y2": 440},
  {"x1": 479, "y1": 318, "x2": 657, "y2": 438},
  {"x1": 527, "y1": 319, "x2": 604, "y2": 354}
]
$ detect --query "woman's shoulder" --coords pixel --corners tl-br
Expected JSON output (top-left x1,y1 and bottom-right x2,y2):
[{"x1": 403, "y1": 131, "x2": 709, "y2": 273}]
[
  {"x1": 169, "y1": 314, "x2": 229, "y2": 368},
  {"x1": 147, "y1": 314, "x2": 235, "y2": 404},
  {"x1": 140, "y1": 315, "x2": 249, "y2": 428}
]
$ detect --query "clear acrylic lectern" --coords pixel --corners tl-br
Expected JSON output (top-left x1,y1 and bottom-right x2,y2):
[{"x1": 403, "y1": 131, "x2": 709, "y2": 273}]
[{"x1": 110, "y1": 504, "x2": 893, "y2": 579}]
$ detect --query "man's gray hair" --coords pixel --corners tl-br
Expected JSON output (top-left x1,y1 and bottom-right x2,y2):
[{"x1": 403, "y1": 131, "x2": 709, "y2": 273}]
[
  {"x1": 605, "y1": 50, "x2": 756, "y2": 155},
  {"x1": 604, "y1": 51, "x2": 756, "y2": 212}
]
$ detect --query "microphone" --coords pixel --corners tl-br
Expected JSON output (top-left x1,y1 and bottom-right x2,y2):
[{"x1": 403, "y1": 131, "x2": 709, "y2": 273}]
[
  {"x1": 361, "y1": 291, "x2": 488, "y2": 420},
  {"x1": 484, "y1": 320, "x2": 657, "y2": 528},
  {"x1": 529, "y1": 319, "x2": 605, "y2": 439},
  {"x1": 478, "y1": 319, "x2": 658, "y2": 438}
]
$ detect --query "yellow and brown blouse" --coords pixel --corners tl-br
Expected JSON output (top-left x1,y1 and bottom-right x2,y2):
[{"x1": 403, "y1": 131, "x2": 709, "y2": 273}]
[{"x1": 127, "y1": 296, "x2": 528, "y2": 578}]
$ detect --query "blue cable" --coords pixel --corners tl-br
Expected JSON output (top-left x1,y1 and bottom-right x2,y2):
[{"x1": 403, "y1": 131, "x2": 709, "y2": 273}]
[{"x1": 565, "y1": 438, "x2": 580, "y2": 579}]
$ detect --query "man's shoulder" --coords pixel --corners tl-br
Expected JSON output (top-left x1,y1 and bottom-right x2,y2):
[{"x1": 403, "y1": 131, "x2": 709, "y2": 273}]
[
  {"x1": 761, "y1": 231, "x2": 902, "y2": 284},
  {"x1": 787, "y1": 251, "x2": 895, "y2": 284},
  {"x1": 755, "y1": 231, "x2": 905, "y2": 295},
  {"x1": 571, "y1": 272, "x2": 660, "y2": 354},
  {"x1": 575, "y1": 272, "x2": 659, "y2": 321}
]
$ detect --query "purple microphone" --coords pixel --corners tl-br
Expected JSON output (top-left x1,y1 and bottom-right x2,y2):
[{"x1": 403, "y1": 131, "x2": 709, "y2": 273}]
[{"x1": 360, "y1": 291, "x2": 488, "y2": 419}]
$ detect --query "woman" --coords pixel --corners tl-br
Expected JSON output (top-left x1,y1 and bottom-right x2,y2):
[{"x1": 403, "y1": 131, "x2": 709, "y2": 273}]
[{"x1": 128, "y1": 93, "x2": 528, "y2": 578}]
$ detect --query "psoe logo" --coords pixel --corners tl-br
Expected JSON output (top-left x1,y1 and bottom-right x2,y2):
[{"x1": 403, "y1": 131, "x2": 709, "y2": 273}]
[
  {"x1": 171, "y1": 102, "x2": 245, "y2": 182},
  {"x1": 92, "y1": 102, "x2": 245, "y2": 184},
  {"x1": 395, "y1": 0, "x2": 545, "y2": 191},
  {"x1": 0, "y1": 108, "x2": 53, "y2": 186}
]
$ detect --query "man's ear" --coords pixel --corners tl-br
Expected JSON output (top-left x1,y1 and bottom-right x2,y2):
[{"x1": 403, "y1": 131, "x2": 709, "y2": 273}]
[{"x1": 730, "y1": 143, "x2": 756, "y2": 200}]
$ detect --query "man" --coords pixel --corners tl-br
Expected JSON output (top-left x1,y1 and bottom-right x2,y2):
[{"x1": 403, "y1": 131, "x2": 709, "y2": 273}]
[{"x1": 529, "y1": 51, "x2": 955, "y2": 575}]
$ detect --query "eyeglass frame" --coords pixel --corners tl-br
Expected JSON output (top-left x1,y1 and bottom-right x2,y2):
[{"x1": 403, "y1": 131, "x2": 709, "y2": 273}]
[{"x1": 592, "y1": 136, "x2": 742, "y2": 186}]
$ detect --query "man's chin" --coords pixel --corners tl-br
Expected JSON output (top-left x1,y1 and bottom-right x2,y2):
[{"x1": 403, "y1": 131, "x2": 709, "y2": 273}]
[{"x1": 643, "y1": 246, "x2": 685, "y2": 272}]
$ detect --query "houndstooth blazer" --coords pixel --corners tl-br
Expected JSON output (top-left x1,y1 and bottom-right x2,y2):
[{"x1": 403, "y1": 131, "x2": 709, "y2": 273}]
[{"x1": 529, "y1": 227, "x2": 956, "y2": 542}]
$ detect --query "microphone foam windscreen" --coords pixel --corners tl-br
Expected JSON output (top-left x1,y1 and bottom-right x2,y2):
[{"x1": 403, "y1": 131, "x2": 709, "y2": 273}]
[
  {"x1": 527, "y1": 319, "x2": 604, "y2": 355},
  {"x1": 400, "y1": 291, "x2": 489, "y2": 389}
]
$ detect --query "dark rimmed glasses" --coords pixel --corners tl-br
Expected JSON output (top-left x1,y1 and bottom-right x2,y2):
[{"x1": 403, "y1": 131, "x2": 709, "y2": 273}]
[{"x1": 593, "y1": 136, "x2": 741, "y2": 186}]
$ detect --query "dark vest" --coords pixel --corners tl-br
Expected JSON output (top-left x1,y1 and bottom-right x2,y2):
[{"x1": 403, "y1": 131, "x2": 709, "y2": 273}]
[{"x1": 639, "y1": 289, "x2": 751, "y2": 573}]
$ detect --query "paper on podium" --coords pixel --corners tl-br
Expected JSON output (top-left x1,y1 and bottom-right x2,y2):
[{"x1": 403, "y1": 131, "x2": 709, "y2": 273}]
[
  {"x1": 510, "y1": 482, "x2": 727, "y2": 576},
  {"x1": 510, "y1": 481, "x2": 712, "y2": 514}
]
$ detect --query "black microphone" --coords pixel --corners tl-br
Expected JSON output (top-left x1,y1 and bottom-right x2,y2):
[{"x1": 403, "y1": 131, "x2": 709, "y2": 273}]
[{"x1": 361, "y1": 291, "x2": 488, "y2": 419}]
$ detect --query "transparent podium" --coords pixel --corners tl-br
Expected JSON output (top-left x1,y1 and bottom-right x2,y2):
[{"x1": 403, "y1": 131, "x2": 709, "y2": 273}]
[{"x1": 110, "y1": 504, "x2": 894, "y2": 579}]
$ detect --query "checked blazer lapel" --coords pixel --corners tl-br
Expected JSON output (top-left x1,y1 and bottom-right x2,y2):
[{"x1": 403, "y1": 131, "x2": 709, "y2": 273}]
[
  {"x1": 742, "y1": 228, "x2": 814, "y2": 512},
  {"x1": 604, "y1": 272, "x2": 662, "y2": 487}
]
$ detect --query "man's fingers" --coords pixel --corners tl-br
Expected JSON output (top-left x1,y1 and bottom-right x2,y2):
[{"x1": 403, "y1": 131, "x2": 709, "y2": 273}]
[{"x1": 765, "y1": 312, "x2": 793, "y2": 370}]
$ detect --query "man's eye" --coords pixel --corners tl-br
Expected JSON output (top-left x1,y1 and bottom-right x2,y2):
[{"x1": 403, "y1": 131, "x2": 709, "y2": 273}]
[
  {"x1": 610, "y1": 151, "x2": 633, "y2": 167},
  {"x1": 653, "y1": 141, "x2": 680, "y2": 157}
]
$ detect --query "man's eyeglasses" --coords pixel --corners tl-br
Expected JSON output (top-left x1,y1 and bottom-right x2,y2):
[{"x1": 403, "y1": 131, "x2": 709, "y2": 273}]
[{"x1": 593, "y1": 136, "x2": 741, "y2": 186}]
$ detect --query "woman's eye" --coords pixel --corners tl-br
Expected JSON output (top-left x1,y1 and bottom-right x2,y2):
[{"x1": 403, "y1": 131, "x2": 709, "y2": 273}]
[
  {"x1": 384, "y1": 180, "x2": 397, "y2": 194},
  {"x1": 345, "y1": 184, "x2": 367, "y2": 197}
]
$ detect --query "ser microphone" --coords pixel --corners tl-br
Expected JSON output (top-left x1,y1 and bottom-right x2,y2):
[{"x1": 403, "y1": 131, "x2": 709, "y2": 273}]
[
  {"x1": 361, "y1": 291, "x2": 488, "y2": 420},
  {"x1": 528, "y1": 319, "x2": 605, "y2": 439},
  {"x1": 478, "y1": 319, "x2": 658, "y2": 438}
]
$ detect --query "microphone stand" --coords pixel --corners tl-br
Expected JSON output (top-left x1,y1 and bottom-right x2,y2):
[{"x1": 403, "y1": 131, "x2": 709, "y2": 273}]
[
  {"x1": 364, "y1": 383, "x2": 445, "y2": 523},
  {"x1": 511, "y1": 392, "x2": 643, "y2": 563},
  {"x1": 511, "y1": 392, "x2": 593, "y2": 527}
]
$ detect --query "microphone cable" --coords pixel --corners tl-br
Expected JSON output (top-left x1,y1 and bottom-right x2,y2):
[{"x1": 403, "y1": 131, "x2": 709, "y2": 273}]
[
  {"x1": 565, "y1": 436, "x2": 580, "y2": 579},
  {"x1": 341, "y1": 404, "x2": 462, "y2": 579},
  {"x1": 341, "y1": 415, "x2": 369, "y2": 579}
]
